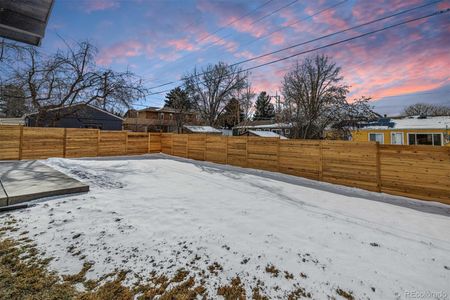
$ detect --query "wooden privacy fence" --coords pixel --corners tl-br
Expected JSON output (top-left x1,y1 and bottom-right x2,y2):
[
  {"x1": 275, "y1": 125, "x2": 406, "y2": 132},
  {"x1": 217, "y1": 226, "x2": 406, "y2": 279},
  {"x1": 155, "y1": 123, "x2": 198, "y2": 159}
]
[
  {"x1": 1, "y1": 125, "x2": 449, "y2": 204},
  {"x1": 160, "y1": 133, "x2": 450, "y2": 204},
  {"x1": 0, "y1": 125, "x2": 161, "y2": 160}
]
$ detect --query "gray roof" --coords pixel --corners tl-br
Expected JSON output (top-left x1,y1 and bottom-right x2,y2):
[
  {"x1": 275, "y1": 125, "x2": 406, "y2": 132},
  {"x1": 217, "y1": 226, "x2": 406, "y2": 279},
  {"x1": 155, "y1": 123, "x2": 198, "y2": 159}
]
[{"x1": 0, "y1": 0, "x2": 54, "y2": 46}]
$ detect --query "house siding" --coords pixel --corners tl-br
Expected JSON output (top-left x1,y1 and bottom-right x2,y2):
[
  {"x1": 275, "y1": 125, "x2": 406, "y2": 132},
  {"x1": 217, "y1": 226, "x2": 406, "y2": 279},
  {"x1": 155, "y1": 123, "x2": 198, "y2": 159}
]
[
  {"x1": 26, "y1": 105, "x2": 123, "y2": 130},
  {"x1": 352, "y1": 129, "x2": 450, "y2": 146}
]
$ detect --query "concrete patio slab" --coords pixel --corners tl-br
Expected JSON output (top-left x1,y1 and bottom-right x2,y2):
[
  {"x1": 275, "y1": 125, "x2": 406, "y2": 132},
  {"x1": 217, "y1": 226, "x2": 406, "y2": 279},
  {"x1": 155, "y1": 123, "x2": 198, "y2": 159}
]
[{"x1": 0, "y1": 161, "x2": 89, "y2": 207}]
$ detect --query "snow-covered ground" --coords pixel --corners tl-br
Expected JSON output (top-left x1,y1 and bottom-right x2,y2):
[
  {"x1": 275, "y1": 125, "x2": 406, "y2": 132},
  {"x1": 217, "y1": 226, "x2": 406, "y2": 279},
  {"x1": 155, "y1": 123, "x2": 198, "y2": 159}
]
[{"x1": 2, "y1": 154, "x2": 450, "y2": 299}]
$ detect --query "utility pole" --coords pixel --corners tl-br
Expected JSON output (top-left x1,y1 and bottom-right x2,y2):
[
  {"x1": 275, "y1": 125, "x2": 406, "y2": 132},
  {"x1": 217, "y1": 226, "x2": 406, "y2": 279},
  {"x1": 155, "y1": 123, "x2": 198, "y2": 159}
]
[{"x1": 270, "y1": 91, "x2": 281, "y2": 122}]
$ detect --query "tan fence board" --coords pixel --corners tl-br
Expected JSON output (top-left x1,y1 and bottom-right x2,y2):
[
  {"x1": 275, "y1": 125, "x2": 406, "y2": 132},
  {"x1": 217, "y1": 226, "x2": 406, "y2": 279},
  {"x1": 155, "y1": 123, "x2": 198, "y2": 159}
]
[
  {"x1": 149, "y1": 133, "x2": 162, "y2": 153},
  {"x1": 65, "y1": 129, "x2": 98, "y2": 158},
  {"x1": 0, "y1": 125, "x2": 21, "y2": 160},
  {"x1": 99, "y1": 131, "x2": 127, "y2": 156},
  {"x1": 127, "y1": 132, "x2": 149, "y2": 155},
  {"x1": 161, "y1": 133, "x2": 173, "y2": 155},
  {"x1": 22, "y1": 127, "x2": 65, "y2": 159}
]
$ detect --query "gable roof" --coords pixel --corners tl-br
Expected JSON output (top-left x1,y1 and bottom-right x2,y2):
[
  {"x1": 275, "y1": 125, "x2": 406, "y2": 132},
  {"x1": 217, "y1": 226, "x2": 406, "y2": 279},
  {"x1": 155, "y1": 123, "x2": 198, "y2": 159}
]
[{"x1": 25, "y1": 103, "x2": 124, "y2": 121}]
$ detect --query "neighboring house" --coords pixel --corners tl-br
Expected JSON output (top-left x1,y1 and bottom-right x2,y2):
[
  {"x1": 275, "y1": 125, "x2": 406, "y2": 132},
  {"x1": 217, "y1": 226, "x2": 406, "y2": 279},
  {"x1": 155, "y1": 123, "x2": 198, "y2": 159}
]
[
  {"x1": 25, "y1": 104, "x2": 123, "y2": 130},
  {"x1": 0, "y1": 118, "x2": 25, "y2": 125},
  {"x1": 240, "y1": 130, "x2": 288, "y2": 139},
  {"x1": 123, "y1": 107, "x2": 199, "y2": 132},
  {"x1": 183, "y1": 125, "x2": 222, "y2": 135},
  {"x1": 352, "y1": 115, "x2": 450, "y2": 146},
  {"x1": 233, "y1": 120, "x2": 292, "y2": 137}
]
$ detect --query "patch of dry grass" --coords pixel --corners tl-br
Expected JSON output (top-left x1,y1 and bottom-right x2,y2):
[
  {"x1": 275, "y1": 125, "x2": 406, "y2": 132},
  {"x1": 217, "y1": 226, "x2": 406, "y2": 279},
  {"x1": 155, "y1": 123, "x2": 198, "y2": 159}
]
[{"x1": 0, "y1": 215, "x2": 320, "y2": 300}]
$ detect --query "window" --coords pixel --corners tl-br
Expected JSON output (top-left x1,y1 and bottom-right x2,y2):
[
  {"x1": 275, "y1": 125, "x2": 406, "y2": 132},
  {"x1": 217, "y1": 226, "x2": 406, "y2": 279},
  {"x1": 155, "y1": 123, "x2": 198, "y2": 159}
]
[
  {"x1": 169, "y1": 113, "x2": 173, "y2": 120},
  {"x1": 285, "y1": 129, "x2": 290, "y2": 135},
  {"x1": 391, "y1": 132, "x2": 404, "y2": 145},
  {"x1": 408, "y1": 133, "x2": 443, "y2": 146},
  {"x1": 369, "y1": 133, "x2": 384, "y2": 144},
  {"x1": 158, "y1": 113, "x2": 164, "y2": 120}
]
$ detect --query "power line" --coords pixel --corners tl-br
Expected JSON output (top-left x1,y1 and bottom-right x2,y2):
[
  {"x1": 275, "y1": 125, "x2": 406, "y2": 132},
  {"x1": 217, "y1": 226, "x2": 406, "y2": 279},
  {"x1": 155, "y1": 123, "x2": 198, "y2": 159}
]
[
  {"x1": 196, "y1": 0, "x2": 276, "y2": 45},
  {"x1": 147, "y1": 0, "x2": 299, "y2": 87},
  {"x1": 148, "y1": 0, "x2": 443, "y2": 90},
  {"x1": 147, "y1": 0, "x2": 348, "y2": 88},
  {"x1": 222, "y1": 0, "x2": 350, "y2": 54},
  {"x1": 144, "y1": 0, "x2": 276, "y2": 85},
  {"x1": 146, "y1": 4, "x2": 446, "y2": 95}
]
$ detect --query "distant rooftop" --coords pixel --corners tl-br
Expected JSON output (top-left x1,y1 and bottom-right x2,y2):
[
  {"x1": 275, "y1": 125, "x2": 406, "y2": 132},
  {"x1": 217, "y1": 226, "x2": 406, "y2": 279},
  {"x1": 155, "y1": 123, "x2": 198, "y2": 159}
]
[
  {"x1": 234, "y1": 120, "x2": 292, "y2": 129},
  {"x1": 360, "y1": 115, "x2": 450, "y2": 130},
  {"x1": 183, "y1": 125, "x2": 221, "y2": 134},
  {"x1": 248, "y1": 130, "x2": 288, "y2": 139}
]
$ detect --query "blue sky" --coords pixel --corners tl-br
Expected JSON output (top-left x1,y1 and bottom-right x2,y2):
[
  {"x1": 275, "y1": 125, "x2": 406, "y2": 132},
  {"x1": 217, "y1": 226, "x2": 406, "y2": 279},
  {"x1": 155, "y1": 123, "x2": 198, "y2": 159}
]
[{"x1": 42, "y1": 0, "x2": 449, "y2": 114}]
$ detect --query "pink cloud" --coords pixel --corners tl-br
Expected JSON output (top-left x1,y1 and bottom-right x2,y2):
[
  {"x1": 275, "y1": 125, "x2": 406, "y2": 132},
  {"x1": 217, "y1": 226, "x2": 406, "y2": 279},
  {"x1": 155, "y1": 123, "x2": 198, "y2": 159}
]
[
  {"x1": 83, "y1": 0, "x2": 120, "y2": 13},
  {"x1": 166, "y1": 38, "x2": 195, "y2": 51},
  {"x1": 97, "y1": 40, "x2": 146, "y2": 65}
]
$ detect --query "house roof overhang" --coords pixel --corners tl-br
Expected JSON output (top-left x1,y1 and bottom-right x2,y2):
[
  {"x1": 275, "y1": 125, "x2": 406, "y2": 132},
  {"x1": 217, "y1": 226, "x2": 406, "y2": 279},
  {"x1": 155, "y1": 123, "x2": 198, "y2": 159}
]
[{"x1": 0, "y1": 0, "x2": 54, "y2": 46}]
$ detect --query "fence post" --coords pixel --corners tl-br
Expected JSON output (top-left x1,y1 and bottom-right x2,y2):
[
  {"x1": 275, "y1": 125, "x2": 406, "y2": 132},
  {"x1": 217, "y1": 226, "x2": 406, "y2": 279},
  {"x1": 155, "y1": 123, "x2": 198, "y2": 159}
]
[
  {"x1": 96, "y1": 130, "x2": 100, "y2": 157},
  {"x1": 147, "y1": 133, "x2": 151, "y2": 154},
  {"x1": 245, "y1": 136, "x2": 249, "y2": 168},
  {"x1": 18, "y1": 125, "x2": 23, "y2": 160},
  {"x1": 186, "y1": 134, "x2": 189, "y2": 158},
  {"x1": 203, "y1": 134, "x2": 206, "y2": 161},
  {"x1": 125, "y1": 131, "x2": 128, "y2": 155},
  {"x1": 318, "y1": 140, "x2": 323, "y2": 181},
  {"x1": 63, "y1": 128, "x2": 67, "y2": 158},
  {"x1": 170, "y1": 133, "x2": 174, "y2": 155},
  {"x1": 225, "y1": 135, "x2": 228, "y2": 165},
  {"x1": 376, "y1": 142, "x2": 382, "y2": 192},
  {"x1": 277, "y1": 138, "x2": 281, "y2": 172}
]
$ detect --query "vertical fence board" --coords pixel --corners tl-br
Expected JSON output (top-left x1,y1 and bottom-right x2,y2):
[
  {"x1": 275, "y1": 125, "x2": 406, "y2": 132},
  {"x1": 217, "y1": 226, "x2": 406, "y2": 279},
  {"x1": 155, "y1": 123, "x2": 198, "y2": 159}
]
[
  {"x1": 149, "y1": 133, "x2": 162, "y2": 153},
  {"x1": 247, "y1": 137, "x2": 279, "y2": 172},
  {"x1": 0, "y1": 125, "x2": 21, "y2": 160},
  {"x1": 205, "y1": 135, "x2": 227, "y2": 164},
  {"x1": 321, "y1": 141, "x2": 379, "y2": 192},
  {"x1": 21, "y1": 127, "x2": 65, "y2": 159},
  {"x1": 65, "y1": 128, "x2": 99, "y2": 158},
  {"x1": 172, "y1": 134, "x2": 188, "y2": 157},
  {"x1": 160, "y1": 133, "x2": 173, "y2": 155},
  {"x1": 98, "y1": 131, "x2": 127, "y2": 156},
  {"x1": 227, "y1": 136, "x2": 248, "y2": 168},
  {"x1": 127, "y1": 132, "x2": 149, "y2": 155},
  {"x1": 278, "y1": 140, "x2": 321, "y2": 180},
  {"x1": 379, "y1": 145, "x2": 450, "y2": 203},
  {"x1": 187, "y1": 134, "x2": 206, "y2": 161}
]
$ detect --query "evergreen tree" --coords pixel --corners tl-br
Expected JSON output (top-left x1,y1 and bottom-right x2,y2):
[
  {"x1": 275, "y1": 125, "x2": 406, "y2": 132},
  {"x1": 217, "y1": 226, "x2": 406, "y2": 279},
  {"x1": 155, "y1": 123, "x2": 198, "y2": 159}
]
[
  {"x1": 164, "y1": 87, "x2": 191, "y2": 110},
  {"x1": 253, "y1": 91, "x2": 274, "y2": 120},
  {"x1": 218, "y1": 98, "x2": 245, "y2": 129}
]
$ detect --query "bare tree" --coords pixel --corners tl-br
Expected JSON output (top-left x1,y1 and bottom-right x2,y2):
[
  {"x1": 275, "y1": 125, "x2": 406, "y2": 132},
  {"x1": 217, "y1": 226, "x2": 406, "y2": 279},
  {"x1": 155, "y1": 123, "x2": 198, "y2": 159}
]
[
  {"x1": 237, "y1": 76, "x2": 256, "y2": 122},
  {"x1": 282, "y1": 54, "x2": 376, "y2": 139},
  {"x1": 5, "y1": 40, "x2": 146, "y2": 125},
  {"x1": 183, "y1": 62, "x2": 248, "y2": 126},
  {"x1": 403, "y1": 103, "x2": 450, "y2": 116}
]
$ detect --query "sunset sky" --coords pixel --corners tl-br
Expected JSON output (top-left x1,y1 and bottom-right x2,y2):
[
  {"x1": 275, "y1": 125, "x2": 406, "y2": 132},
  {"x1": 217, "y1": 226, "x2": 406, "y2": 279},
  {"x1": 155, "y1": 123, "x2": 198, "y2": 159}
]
[{"x1": 43, "y1": 0, "x2": 449, "y2": 115}]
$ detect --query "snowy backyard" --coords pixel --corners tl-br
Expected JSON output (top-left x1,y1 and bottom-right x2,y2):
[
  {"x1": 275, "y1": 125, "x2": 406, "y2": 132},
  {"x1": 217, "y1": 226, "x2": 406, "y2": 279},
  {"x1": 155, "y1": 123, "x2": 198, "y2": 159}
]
[{"x1": 1, "y1": 154, "x2": 449, "y2": 299}]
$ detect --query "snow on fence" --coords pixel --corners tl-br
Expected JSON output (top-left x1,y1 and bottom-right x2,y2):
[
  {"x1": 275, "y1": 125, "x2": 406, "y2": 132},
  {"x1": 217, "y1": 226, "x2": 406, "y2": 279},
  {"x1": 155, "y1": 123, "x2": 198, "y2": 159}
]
[{"x1": 0, "y1": 125, "x2": 449, "y2": 204}]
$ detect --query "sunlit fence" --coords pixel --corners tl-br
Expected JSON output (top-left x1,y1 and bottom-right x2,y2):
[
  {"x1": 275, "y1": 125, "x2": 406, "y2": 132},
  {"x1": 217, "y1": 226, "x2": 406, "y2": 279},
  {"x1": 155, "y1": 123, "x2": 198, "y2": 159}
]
[{"x1": 1, "y1": 125, "x2": 449, "y2": 204}]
